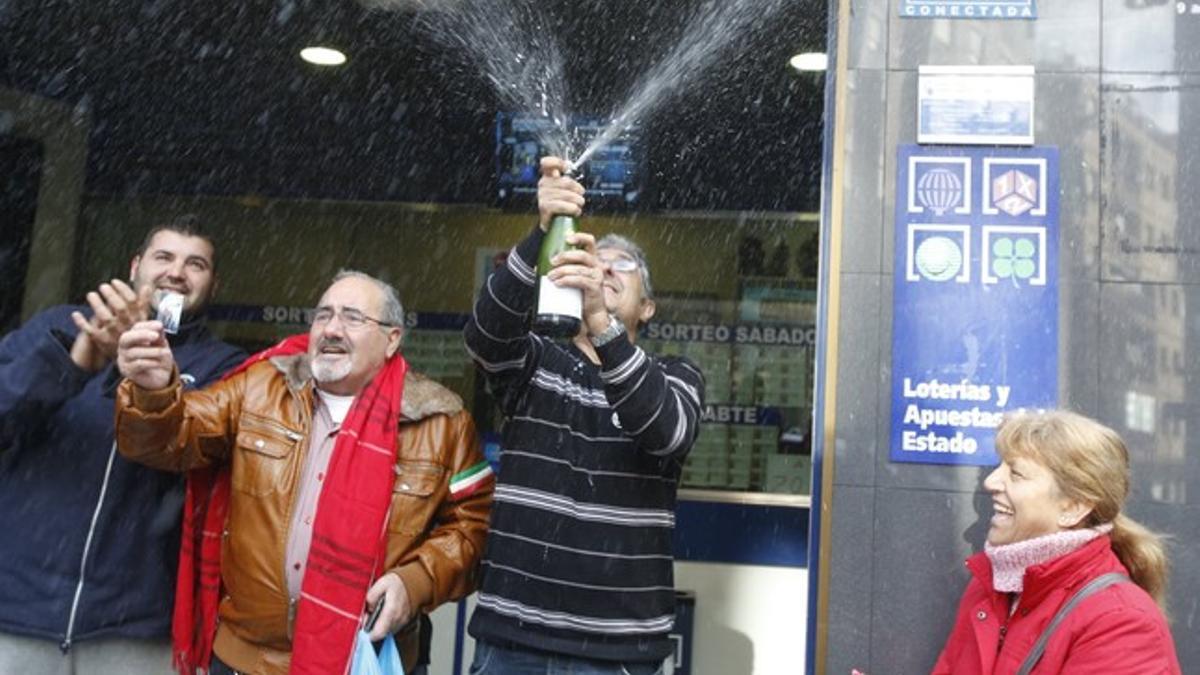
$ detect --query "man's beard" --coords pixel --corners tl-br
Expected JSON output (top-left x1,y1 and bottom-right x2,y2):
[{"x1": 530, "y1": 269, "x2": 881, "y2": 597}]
[
  {"x1": 311, "y1": 338, "x2": 354, "y2": 384},
  {"x1": 312, "y1": 356, "x2": 353, "y2": 384}
]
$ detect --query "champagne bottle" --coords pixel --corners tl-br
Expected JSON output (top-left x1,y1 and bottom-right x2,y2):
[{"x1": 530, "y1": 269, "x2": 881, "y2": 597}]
[{"x1": 533, "y1": 214, "x2": 583, "y2": 337}]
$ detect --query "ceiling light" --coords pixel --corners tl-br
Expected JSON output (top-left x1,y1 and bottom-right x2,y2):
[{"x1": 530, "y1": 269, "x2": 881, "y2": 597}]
[
  {"x1": 300, "y1": 47, "x2": 347, "y2": 66},
  {"x1": 789, "y1": 52, "x2": 827, "y2": 72}
]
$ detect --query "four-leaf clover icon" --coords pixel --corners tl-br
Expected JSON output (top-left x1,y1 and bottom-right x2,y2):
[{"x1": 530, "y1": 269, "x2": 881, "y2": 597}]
[{"x1": 992, "y1": 237, "x2": 1036, "y2": 286}]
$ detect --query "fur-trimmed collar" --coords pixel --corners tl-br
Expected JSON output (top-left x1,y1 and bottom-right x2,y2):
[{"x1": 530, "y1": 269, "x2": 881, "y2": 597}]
[{"x1": 269, "y1": 353, "x2": 463, "y2": 422}]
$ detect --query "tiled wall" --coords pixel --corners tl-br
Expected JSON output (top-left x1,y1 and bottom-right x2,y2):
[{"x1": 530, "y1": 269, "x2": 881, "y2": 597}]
[{"x1": 824, "y1": 2, "x2": 1200, "y2": 672}]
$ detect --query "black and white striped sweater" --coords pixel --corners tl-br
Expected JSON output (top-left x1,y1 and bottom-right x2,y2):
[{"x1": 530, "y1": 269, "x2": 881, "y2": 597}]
[{"x1": 464, "y1": 226, "x2": 705, "y2": 663}]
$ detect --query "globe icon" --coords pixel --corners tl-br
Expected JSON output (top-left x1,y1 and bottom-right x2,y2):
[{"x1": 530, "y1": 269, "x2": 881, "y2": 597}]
[
  {"x1": 916, "y1": 168, "x2": 964, "y2": 215},
  {"x1": 915, "y1": 236, "x2": 963, "y2": 282}
]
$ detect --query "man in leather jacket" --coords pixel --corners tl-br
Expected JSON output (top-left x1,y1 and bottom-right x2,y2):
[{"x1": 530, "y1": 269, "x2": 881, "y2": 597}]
[{"x1": 114, "y1": 270, "x2": 492, "y2": 675}]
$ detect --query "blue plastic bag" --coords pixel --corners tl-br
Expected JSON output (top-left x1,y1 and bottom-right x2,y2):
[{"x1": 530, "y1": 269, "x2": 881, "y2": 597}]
[
  {"x1": 350, "y1": 630, "x2": 383, "y2": 675},
  {"x1": 350, "y1": 629, "x2": 405, "y2": 675},
  {"x1": 378, "y1": 633, "x2": 404, "y2": 675}
]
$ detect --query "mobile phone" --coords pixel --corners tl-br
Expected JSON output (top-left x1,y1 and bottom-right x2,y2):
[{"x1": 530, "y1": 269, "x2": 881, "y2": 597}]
[{"x1": 366, "y1": 597, "x2": 385, "y2": 633}]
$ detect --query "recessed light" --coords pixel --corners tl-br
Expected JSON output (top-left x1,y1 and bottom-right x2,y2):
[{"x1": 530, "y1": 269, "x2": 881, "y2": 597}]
[
  {"x1": 300, "y1": 47, "x2": 347, "y2": 66},
  {"x1": 789, "y1": 52, "x2": 827, "y2": 72}
]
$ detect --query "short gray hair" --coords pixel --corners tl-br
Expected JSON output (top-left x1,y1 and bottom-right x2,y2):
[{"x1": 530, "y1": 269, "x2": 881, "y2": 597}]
[
  {"x1": 596, "y1": 234, "x2": 653, "y2": 300},
  {"x1": 331, "y1": 269, "x2": 406, "y2": 328}
]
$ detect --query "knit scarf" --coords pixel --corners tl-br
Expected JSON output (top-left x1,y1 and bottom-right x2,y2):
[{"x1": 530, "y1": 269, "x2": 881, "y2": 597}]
[
  {"x1": 984, "y1": 523, "x2": 1113, "y2": 593},
  {"x1": 172, "y1": 334, "x2": 407, "y2": 675}
]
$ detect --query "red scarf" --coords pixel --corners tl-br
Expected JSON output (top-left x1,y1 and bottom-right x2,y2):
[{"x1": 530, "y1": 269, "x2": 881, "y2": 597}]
[{"x1": 172, "y1": 334, "x2": 407, "y2": 675}]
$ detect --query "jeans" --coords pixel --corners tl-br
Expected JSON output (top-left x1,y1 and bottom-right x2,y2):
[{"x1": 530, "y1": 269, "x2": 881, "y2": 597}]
[
  {"x1": 468, "y1": 640, "x2": 664, "y2": 675},
  {"x1": 0, "y1": 631, "x2": 173, "y2": 675}
]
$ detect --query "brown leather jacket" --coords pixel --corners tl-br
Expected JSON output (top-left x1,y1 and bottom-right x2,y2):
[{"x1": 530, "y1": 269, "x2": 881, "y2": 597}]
[{"x1": 114, "y1": 354, "x2": 492, "y2": 674}]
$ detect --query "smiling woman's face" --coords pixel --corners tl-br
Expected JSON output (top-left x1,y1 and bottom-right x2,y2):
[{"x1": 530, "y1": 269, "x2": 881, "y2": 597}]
[{"x1": 982, "y1": 455, "x2": 1079, "y2": 547}]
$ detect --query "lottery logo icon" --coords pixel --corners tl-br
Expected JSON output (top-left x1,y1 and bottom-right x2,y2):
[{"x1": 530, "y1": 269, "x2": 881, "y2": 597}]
[
  {"x1": 915, "y1": 236, "x2": 964, "y2": 282},
  {"x1": 991, "y1": 169, "x2": 1038, "y2": 216},
  {"x1": 916, "y1": 168, "x2": 964, "y2": 216}
]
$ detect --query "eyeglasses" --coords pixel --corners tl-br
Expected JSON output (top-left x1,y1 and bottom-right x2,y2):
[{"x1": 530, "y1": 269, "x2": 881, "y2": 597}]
[
  {"x1": 598, "y1": 254, "x2": 639, "y2": 273},
  {"x1": 312, "y1": 306, "x2": 395, "y2": 330}
]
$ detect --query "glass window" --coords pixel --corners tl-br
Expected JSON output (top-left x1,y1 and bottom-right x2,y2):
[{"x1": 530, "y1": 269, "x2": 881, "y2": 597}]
[{"x1": 4, "y1": 1, "x2": 825, "y2": 501}]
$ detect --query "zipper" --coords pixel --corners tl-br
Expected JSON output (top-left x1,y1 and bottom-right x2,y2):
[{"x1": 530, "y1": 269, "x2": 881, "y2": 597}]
[
  {"x1": 242, "y1": 412, "x2": 303, "y2": 441},
  {"x1": 280, "y1": 388, "x2": 312, "y2": 617},
  {"x1": 62, "y1": 440, "x2": 119, "y2": 652}
]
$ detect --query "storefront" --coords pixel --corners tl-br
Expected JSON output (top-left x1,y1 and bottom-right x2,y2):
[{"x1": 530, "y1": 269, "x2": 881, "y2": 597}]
[
  {"x1": 2, "y1": 2, "x2": 823, "y2": 673},
  {"x1": 6, "y1": 1, "x2": 1199, "y2": 673}
]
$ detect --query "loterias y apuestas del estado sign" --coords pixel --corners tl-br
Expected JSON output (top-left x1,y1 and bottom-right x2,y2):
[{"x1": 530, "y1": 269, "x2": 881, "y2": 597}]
[
  {"x1": 900, "y1": 0, "x2": 1036, "y2": 20},
  {"x1": 890, "y1": 145, "x2": 1059, "y2": 466}
]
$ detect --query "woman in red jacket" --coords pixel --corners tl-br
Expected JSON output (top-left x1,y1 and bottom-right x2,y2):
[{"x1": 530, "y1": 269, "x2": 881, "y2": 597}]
[{"x1": 932, "y1": 410, "x2": 1180, "y2": 674}]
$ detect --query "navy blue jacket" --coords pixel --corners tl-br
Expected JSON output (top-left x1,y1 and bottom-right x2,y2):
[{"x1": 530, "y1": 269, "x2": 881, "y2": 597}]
[{"x1": 0, "y1": 305, "x2": 244, "y2": 649}]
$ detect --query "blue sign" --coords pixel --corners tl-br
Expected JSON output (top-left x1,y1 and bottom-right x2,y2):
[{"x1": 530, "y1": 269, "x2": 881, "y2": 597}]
[
  {"x1": 701, "y1": 404, "x2": 783, "y2": 427},
  {"x1": 900, "y1": 0, "x2": 1036, "y2": 20},
  {"x1": 642, "y1": 322, "x2": 816, "y2": 347},
  {"x1": 890, "y1": 145, "x2": 1059, "y2": 466}
]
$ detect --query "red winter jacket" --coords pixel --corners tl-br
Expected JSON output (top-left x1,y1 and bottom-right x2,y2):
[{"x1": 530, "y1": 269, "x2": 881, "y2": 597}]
[{"x1": 932, "y1": 536, "x2": 1180, "y2": 674}]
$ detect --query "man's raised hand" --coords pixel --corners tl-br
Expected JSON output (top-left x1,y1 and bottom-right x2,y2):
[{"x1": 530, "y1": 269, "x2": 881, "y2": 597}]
[
  {"x1": 69, "y1": 280, "x2": 153, "y2": 372},
  {"x1": 117, "y1": 320, "x2": 175, "y2": 390}
]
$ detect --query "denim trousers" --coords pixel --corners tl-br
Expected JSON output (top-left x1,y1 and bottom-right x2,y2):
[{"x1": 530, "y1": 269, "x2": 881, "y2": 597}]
[
  {"x1": 468, "y1": 640, "x2": 665, "y2": 675},
  {"x1": 0, "y1": 631, "x2": 173, "y2": 675}
]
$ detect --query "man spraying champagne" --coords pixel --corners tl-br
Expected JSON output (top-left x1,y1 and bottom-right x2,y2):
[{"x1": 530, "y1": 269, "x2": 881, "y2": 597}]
[{"x1": 464, "y1": 156, "x2": 706, "y2": 675}]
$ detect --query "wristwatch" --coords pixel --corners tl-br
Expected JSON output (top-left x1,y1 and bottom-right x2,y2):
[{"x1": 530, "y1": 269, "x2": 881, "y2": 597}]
[{"x1": 589, "y1": 314, "x2": 627, "y2": 348}]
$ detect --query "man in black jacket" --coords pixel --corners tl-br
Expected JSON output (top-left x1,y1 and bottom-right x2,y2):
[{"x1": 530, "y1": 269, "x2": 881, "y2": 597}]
[
  {"x1": 0, "y1": 215, "x2": 245, "y2": 672},
  {"x1": 464, "y1": 156, "x2": 705, "y2": 675}
]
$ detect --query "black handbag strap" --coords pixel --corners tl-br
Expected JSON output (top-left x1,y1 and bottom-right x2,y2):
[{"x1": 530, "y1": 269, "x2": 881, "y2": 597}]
[{"x1": 1015, "y1": 572, "x2": 1130, "y2": 675}]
